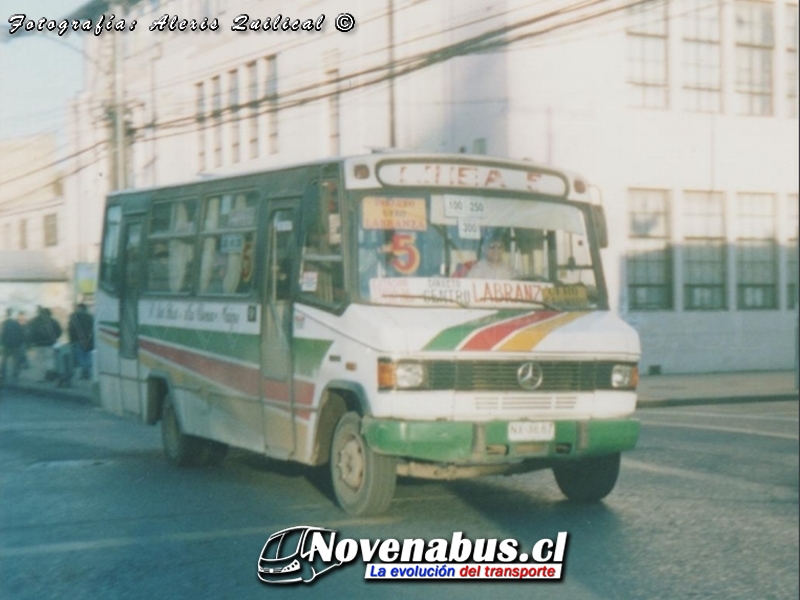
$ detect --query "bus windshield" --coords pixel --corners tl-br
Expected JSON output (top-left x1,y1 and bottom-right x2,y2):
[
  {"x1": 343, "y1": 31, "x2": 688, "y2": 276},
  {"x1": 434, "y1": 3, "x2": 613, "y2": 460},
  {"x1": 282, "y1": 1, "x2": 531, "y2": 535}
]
[{"x1": 355, "y1": 192, "x2": 603, "y2": 310}]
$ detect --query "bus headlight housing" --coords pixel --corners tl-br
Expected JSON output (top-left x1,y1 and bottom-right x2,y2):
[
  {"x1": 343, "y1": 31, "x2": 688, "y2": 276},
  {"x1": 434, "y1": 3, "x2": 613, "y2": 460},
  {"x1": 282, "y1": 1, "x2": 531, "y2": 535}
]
[
  {"x1": 377, "y1": 359, "x2": 426, "y2": 390},
  {"x1": 611, "y1": 364, "x2": 638, "y2": 389}
]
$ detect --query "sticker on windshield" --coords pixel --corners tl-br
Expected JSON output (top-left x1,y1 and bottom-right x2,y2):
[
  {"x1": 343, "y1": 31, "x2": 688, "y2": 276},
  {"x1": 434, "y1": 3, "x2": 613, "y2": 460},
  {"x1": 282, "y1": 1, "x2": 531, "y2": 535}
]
[
  {"x1": 543, "y1": 285, "x2": 588, "y2": 307},
  {"x1": 362, "y1": 197, "x2": 427, "y2": 231}
]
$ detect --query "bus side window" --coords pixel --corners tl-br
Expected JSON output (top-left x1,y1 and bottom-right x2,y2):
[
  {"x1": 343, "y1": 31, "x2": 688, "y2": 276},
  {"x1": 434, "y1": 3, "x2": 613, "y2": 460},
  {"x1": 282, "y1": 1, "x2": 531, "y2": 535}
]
[
  {"x1": 146, "y1": 199, "x2": 198, "y2": 294},
  {"x1": 100, "y1": 205, "x2": 122, "y2": 294},
  {"x1": 269, "y1": 209, "x2": 297, "y2": 302},
  {"x1": 299, "y1": 180, "x2": 345, "y2": 307},
  {"x1": 198, "y1": 192, "x2": 258, "y2": 295}
]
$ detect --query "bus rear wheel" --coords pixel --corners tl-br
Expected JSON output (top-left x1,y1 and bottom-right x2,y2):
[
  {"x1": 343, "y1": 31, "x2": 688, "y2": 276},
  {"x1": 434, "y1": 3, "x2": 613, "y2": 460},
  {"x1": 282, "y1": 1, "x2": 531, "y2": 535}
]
[
  {"x1": 553, "y1": 453, "x2": 621, "y2": 502},
  {"x1": 330, "y1": 412, "x2": 396, "y2": 516},
  {"x1": 161, "y1": 394, "x2": 207, "y2": 467}
]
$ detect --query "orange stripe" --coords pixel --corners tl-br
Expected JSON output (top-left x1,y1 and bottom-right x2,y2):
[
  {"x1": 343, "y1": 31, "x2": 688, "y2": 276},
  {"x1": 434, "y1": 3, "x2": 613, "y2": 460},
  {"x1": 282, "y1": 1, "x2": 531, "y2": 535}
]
[{"x1": 497, "y1": 312, "x2": 587, "y2": 351}]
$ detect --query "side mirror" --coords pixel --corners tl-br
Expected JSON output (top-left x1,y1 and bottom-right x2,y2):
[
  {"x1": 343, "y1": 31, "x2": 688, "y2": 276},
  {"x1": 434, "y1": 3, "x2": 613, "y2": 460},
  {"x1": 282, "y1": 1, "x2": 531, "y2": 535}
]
[{"x1": 590, "y1": 205, "x2": 608, "y2": 249}]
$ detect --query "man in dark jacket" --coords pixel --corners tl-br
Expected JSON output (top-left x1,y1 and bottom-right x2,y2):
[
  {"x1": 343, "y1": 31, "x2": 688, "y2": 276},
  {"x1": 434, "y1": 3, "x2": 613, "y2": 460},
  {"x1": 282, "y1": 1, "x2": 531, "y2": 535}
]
[
  {"x1": 68, "y1": 304, "x2": 94, "y2": 380},
  {"x1": 1, "y1": 308, "x2": 25, "y2": 384},
  {"x1": 27, "y1": 307, "x2": 62, "y2": 383}
]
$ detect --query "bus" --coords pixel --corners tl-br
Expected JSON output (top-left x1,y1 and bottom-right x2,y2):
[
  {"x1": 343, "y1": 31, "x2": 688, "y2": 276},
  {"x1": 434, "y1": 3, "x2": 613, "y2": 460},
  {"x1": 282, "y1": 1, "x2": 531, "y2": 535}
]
[{"x1": 96, "y1": 152, "x2": 641, "y2": 516}]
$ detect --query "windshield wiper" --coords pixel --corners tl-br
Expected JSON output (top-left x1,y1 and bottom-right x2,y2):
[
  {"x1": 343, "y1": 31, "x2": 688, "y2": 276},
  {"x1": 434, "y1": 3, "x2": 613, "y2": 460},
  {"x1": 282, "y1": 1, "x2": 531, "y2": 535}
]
[{"x1": 380, "y1": 293, "x2": 471, "y2": 309}]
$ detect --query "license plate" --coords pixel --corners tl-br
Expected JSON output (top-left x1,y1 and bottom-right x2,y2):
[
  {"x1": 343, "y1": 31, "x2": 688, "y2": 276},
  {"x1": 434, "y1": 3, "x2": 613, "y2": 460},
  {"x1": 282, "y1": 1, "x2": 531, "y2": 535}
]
[{"x1": 508, "y1": 421, "x2": 555, "y2": 442}]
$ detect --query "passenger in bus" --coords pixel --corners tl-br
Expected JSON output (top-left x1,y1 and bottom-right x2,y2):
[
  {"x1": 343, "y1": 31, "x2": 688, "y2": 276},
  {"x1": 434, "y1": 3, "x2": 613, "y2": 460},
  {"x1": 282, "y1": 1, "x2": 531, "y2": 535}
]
[
  {"x1": 206, "y1": 255, "x2": 228, "y2": 294},
  {"x1": 467, "y1": 231, "x2": 519, "y2": 280}
]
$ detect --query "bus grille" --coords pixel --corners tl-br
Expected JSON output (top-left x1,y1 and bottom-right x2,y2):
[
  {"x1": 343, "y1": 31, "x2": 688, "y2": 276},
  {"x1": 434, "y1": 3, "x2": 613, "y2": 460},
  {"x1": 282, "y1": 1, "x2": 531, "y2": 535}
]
[{"x1": 425, "y1": 361, "x2": 622, "y2": 392}]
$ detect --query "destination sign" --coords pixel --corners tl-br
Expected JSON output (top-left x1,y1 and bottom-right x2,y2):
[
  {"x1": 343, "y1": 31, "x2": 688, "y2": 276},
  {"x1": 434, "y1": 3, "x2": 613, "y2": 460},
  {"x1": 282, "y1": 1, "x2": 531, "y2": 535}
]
[{"x1": 377, "y1": 163, "x2": 568, "y2": 197}]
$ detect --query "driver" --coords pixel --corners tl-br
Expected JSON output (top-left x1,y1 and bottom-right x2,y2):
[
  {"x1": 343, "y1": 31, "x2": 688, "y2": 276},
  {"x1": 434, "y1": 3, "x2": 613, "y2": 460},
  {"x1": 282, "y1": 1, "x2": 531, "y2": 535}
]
[{"x1": 467, "y1": 230, "x2": 519, "y2": 280}]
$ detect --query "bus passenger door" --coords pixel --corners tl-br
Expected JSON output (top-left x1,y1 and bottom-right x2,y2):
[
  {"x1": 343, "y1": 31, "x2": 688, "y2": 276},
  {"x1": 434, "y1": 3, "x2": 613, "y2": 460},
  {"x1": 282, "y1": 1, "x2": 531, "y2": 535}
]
[
  {"x1": 261, "y1": 204, "x2": 298, "y2": 458},
  {"x1": 119, "y1": 217, "x2": 144, "y2": 417}
]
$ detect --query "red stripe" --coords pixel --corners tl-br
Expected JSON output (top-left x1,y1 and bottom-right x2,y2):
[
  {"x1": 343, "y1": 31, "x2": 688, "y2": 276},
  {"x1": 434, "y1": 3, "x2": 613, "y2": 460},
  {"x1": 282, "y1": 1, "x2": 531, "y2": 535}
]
[
  {"x1": 100, "y1": 327, "x2": 120, "y2": 339},
  {"x1": 461, "y1": 311, "x2": 557, "y2": 351},
  {"x1": 140, "y1": 338, "x2": 260, "y2": 396},
  {"x1": 141, "y1": 338, "x2": 317, "y2": 413}
]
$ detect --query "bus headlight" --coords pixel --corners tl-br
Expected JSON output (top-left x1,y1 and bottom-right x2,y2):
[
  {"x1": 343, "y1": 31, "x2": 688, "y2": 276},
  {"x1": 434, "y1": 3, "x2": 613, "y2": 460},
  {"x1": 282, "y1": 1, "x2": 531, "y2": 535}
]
[
  {"x1": 377, "y1": 359, "x2": 426, "y2": 390},
  {"x1": 396, "y1": 362, "x2": 425, "y2": 389},
  {"x1": 611, "y1": 364, "x2": 638, "y2": 389}
]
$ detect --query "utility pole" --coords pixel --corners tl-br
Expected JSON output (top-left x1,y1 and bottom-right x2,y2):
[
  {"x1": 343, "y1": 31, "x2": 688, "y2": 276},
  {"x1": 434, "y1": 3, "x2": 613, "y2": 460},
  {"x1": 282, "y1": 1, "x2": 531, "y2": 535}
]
[
  {"x1": 112, "y1": 3, "x2": 126, "y2": 190},
  {"x1": 388, "y1": 0, "x2": 396, "y2": 148}
]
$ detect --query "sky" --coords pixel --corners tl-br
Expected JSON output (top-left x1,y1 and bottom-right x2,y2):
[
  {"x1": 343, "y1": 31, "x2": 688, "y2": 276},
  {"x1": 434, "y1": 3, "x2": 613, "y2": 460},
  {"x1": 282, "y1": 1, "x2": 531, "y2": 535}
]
[{"x1": 0, "y1": 0, "x2": 89, "y2": 141}]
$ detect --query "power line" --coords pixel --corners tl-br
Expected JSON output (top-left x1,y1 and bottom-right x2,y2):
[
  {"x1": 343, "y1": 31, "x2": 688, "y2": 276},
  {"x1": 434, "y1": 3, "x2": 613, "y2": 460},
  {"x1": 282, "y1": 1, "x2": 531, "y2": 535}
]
[{"x1": 1, "y1": 0, "x2": 698, "y2": 190}]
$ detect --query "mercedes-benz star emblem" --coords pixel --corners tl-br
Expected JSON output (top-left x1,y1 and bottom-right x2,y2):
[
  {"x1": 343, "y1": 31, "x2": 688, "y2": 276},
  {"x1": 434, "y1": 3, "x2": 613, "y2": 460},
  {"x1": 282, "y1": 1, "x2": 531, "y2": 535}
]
[{"x1": 516, "y1": 362, "x2": 543, "y2": 391}]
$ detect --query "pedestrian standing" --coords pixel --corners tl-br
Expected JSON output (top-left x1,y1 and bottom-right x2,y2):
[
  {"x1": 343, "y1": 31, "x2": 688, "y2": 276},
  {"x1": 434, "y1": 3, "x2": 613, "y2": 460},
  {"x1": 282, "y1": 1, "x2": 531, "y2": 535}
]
[
  {"x1": 27, "y1": 307, "x2": 63, "y2": 383},
  {"x1": 16, "y1": 310, "x2": 29, "y2": 369},
  {"x1": 68, "y1": 304, "x2": 94, "y2": 380},
  {"x1": 1, "y1": 308, "x2": 25, "y2": 384}
]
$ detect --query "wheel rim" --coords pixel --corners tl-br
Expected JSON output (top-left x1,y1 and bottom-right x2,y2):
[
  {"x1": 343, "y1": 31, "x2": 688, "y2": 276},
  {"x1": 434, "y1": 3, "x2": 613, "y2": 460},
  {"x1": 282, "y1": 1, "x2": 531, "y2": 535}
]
[{"x1": 337, "y1": 434, "x2": 365, "y2": 491}]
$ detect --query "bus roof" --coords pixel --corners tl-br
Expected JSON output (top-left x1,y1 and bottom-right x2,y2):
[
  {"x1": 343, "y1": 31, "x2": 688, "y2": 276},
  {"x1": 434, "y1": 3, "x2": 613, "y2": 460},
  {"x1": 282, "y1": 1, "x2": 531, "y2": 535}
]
[{"x1": 107, "y1": 152, "x2": 596, "y2": 204}]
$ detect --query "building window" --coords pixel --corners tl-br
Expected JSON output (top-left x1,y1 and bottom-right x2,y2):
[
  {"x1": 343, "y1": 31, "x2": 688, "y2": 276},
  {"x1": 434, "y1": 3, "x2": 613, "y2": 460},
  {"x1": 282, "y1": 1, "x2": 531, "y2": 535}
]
[
  {"x1": 247, "y1": 61, "x2": 259, "y2": 159},
  {"x1": 229, "y1": 69, "x2": 240, "y2": 164},
  {"x1": 327, "y1": 68, "x2": 341, "y2": 156},
  {"x1": 627, "y1": 189, "x2": 673, "y2": 310},
  {"x1": 735, "y1": 0, "x2": 774, "y2": 116},
  {"x1": 736, "y1": 193, "x2": 777, "y2": 309},
  {"x1": 787, "y1": 5, "x2": 798, "y2": 118},
  {"x1": 683, "y1": 0, "x2": 722, "y2": 112},
  {"x1": 19, "y1": 219, "x2": 27, "y2": 249},
  {"x1": 787, "y1": 194, "x2": 799, "y2": 308},
  {"x1": 683, "y1": 192, "x2": 726, "y2": 309},
  {"x1": 195, "y1": 82, "x2": 206, "y2": 172},
  {"x1": 627, "y1": 1, "x2": 669, "y2": 109},
  {"x1": 212, "y1": 75, "x2": 223, "y2": 167},
  {"x1": 266, "y1": 55, "x2": 278, "y2": 154},
  {"x1": 43, "y1": 214, "x2": 58, "y2": 247}
]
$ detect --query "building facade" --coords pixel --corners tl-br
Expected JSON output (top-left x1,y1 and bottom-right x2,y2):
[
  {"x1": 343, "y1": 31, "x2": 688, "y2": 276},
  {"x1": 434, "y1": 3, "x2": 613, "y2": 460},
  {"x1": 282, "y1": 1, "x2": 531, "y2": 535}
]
[{"x1": 61, "y1": 0, "x2": 798, "y2": 373}]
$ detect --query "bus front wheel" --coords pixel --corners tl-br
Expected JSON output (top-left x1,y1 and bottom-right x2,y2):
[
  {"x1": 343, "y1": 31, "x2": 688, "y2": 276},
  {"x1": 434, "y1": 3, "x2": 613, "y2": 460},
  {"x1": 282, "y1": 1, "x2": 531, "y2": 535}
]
[
  {"x1": 161, "y1": 394, "x2": 206, "y2": 467},
  {"x1": 552, "y1": 453, "x2": 621, "y2": 502},
  {"x1": 330, "y1": 412, "x2": 396, "y2": 516}
]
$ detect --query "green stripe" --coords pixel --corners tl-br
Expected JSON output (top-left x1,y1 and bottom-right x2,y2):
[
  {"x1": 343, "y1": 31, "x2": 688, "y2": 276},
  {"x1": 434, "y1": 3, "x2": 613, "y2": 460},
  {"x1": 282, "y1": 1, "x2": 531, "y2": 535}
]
[
  {"x1": 293, "y1": 338, "x2": 334, "y2": 378},
  {"x1": 138, "y1": 324, "x2": 260, "y2": 364},
  {"x1": 423, "y1": 310, "x2": 527, "y2": 351},
  {"x1": 99, "y1": 320, "x2": 119, "y2": 330}
]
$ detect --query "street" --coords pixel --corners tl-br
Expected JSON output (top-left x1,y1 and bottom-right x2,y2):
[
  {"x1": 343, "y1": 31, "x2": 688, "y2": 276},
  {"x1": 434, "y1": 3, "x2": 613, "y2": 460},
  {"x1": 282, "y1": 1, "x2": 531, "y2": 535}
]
[{"x1": 0, "y1": 390, "x2": 797, "y2": 600}]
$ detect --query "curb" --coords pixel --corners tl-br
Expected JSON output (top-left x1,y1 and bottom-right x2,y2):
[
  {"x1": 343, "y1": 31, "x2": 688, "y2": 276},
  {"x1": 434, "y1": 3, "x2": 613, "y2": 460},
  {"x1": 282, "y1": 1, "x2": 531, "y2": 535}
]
[{"x1": 637, "y1": 393, "x2": 799, "y2": 409}]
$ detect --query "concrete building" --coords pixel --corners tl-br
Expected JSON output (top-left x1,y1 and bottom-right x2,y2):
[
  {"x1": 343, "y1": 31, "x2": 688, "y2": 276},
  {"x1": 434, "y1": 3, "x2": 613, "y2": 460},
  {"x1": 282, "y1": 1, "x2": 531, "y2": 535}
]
[
  {"x1": 60, "y1": 0, "x2": 798, "y2": 373},
  {"x1": 0, "y1": 135, "x2": 75, "y2": 325}
]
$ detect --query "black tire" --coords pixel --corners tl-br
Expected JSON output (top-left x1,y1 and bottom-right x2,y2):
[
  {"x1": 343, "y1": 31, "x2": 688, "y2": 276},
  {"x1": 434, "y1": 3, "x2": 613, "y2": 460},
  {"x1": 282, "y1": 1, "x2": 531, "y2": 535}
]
[
  {"x1": 161, "y1": 394, "x2": 207, "y2": 467},
  {"x1": 199, "y1": 440, "x2": 229, "y2": 466},
  {"x1": 330, "y1": 412, "x2": 396, "y2": 516},
  {"x1": 553, "y1": 453, "x2": 621, "y2": 502}
]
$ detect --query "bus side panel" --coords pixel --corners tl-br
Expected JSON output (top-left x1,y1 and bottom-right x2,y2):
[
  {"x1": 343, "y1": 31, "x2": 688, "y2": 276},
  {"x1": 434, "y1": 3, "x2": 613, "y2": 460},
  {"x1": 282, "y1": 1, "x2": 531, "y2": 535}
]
[
  {"x1": 96, "y1": 288, "x2": 123, "y2": 415},
  {"x1": 290, "y1": 305, "x2": 373, "y2": 465}
]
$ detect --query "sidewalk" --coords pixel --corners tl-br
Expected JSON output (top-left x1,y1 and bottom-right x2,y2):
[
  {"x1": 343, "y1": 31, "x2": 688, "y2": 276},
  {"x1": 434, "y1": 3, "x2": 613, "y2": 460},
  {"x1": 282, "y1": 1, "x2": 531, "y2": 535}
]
[
  {"x1": 637, "y1": 370, "x2": 798, "y2": 408},
  {"x1": 4, "y1": 363, "x2": 797, "y2": 408}
]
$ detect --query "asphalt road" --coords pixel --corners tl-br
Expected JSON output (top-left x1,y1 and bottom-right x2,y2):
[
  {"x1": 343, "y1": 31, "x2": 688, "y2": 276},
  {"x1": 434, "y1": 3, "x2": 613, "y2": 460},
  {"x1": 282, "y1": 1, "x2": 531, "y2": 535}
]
[{"x1": 0, "y1": 391, "x2": 797, "y2": 600}]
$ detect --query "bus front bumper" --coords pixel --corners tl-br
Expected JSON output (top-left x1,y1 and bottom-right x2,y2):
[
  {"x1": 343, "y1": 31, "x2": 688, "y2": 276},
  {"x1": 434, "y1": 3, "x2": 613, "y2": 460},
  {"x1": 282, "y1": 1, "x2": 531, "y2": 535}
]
[{"x1": 361, "y1": 417, "x2": 640, "y2": 464}]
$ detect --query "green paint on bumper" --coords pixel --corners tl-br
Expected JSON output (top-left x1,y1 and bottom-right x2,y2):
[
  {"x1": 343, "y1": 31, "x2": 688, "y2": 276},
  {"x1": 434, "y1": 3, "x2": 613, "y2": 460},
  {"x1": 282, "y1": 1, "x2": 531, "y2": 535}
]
[{"x1": 362, "y1": 417, "x2": 640, "y2": 463}]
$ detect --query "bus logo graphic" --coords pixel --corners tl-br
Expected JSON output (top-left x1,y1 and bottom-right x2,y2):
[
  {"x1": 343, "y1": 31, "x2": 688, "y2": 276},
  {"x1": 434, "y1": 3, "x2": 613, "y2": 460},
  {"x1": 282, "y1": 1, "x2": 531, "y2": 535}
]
[
  {"x1": 517, "y1": 362, "x2": 543, "y2": 390},
  {"x1": 257, "y1": 526, "x2": 342, "y2": 585}
]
